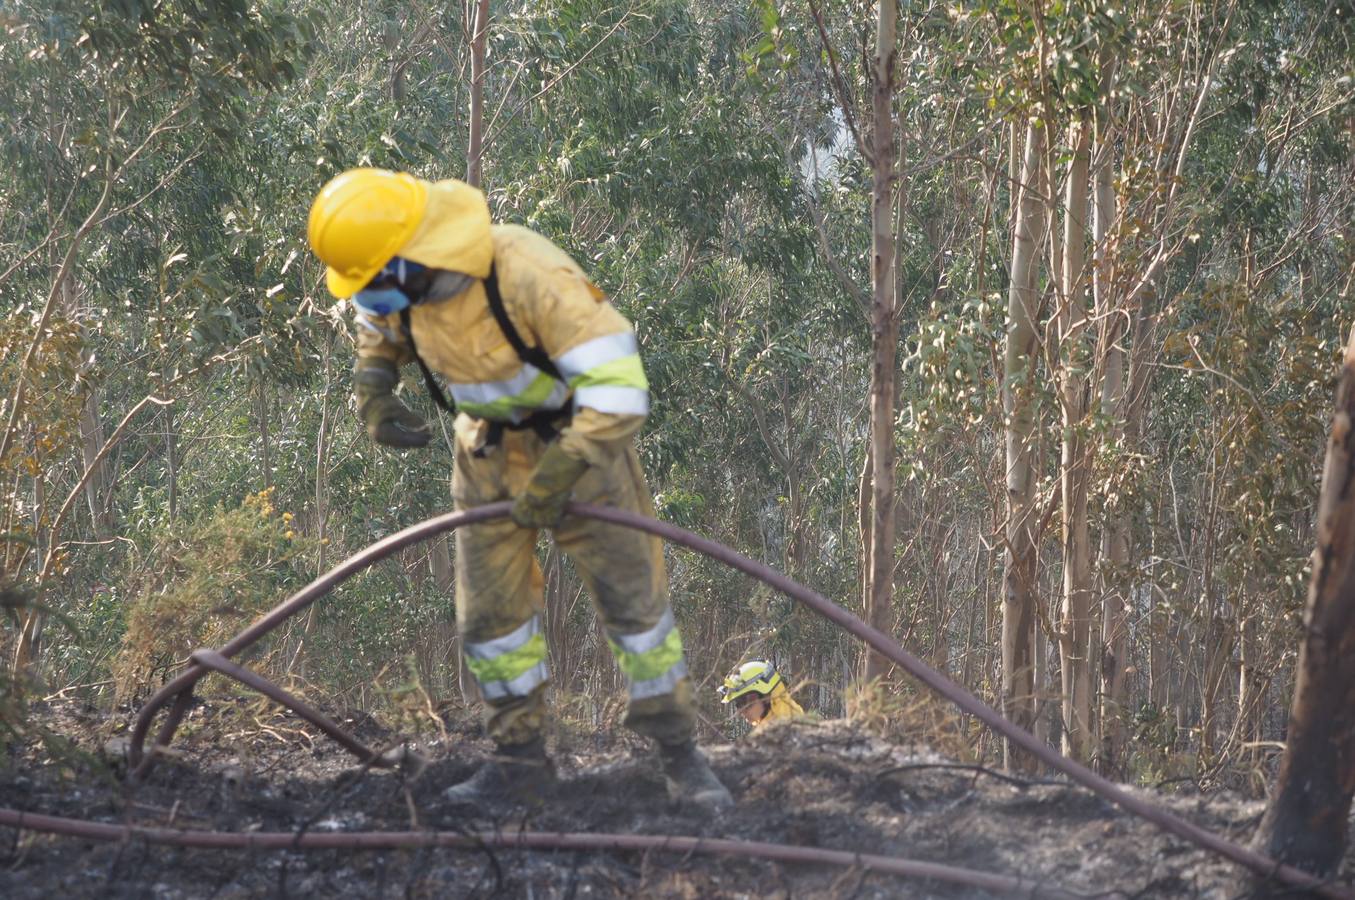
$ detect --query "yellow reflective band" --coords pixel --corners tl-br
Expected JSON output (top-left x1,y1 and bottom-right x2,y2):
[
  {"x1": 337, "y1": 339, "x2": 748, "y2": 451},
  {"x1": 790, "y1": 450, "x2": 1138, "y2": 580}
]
[
  {"x1": 609, "y1": 609, "x2": 676, "y2": 655},
  {"x1": 568, "y1": 354, "x2": 648, "y2": 391},
  {"x1": 608, "y1": 616, "x2": 686, "y2": 700},
  {"x1": 474, "y1": 660, "x2": 549, "y2": 700},
  {"x1": 555, "y1": 332, "x2": 639, "y2": 381},
  {"x1": 464, "y1": 617, "x2": 549, "y2": 698},
  {"x1": 453, "y1": 369, "x2": 570, "y2": 421},
  {"x1": 630, "y1": 659, "x2": 688, "y2": 700},
  {"x1": 464, "y1": 631, "x2": 546, "y2": 684},
  {"x1": 450, "y1": 364, "x2": 542, "y2": 405},
  {"x1": 465, "y1": 616, "x2": 540, "y2": 660}
]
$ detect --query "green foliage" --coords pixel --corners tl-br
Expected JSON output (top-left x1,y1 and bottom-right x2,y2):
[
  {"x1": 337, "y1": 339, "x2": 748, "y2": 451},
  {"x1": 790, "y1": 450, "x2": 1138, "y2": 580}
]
[
  {"x1": 902, "y1": 295, "x2": 1002, "y2": 455},
  {"x1": 965, "y1": 0, "x2": 1132, "y2": 116},
  {"x1": 1126, "y1": 701, "x2": 1189, "y2": 788}
]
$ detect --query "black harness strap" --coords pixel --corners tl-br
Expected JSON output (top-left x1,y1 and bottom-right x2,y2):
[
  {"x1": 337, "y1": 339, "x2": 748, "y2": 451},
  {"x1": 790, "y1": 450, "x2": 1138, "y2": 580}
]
[
  {"x1": 398, "y1": 263, "x2": 570, "y2": 449},
  {"x1": 482, "y1": 266, "x2": 564, "y2": 381},
  {"x1": 400, "y1": 306, "x2": 457, "y2": 414}
]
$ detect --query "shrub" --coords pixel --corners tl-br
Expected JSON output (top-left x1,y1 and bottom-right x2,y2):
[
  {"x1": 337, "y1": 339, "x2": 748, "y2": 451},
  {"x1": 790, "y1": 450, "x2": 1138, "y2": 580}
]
[{"x1": 112, "y1": 489, "x2": 313, "y2": 701}]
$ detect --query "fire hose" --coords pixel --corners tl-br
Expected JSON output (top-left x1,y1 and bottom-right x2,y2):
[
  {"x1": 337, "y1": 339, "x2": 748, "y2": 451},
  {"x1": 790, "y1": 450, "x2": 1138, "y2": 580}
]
[
  {"x1": 2, "y1": 502, "x2": 1349, "y2": 898},
  {"x1": 0, "y1": 808, "x2": 1087, "y2": 899}
]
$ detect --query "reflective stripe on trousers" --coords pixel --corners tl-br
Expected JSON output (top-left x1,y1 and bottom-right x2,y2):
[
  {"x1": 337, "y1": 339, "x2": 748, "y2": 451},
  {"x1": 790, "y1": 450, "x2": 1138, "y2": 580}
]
[
  {"x1": 464, "y1": 614, "x2": 550, "y2": 700},
  {"x1": 607, "y1": 608, "x2": 687, "y2": 700}
]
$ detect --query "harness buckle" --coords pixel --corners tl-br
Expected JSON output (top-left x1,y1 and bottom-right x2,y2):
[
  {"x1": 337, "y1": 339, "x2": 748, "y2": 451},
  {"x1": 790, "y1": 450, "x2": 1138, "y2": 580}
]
[{"x1": 471, "y1": 408, "x2": 572, "y2": 458}]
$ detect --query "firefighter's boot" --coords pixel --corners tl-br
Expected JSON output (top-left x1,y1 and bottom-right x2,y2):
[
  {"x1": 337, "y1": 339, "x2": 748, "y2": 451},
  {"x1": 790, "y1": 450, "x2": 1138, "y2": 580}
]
[
  {"x1": 659, "y1": 740, "x2": 733, "y2": 811},
  {"x1": 443, "y1": 737, "x2": 556, "y2": 807}
]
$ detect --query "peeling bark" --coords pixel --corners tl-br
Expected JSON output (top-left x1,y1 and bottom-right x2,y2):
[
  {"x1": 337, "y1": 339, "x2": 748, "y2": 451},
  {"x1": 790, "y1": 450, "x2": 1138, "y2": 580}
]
[{"x1": 862, "y1": 0, "x2": 899, "y2": 684}]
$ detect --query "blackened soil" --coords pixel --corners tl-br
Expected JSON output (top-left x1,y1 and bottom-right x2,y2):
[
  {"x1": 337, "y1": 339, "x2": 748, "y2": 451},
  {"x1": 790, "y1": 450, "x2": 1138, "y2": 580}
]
[{"x1": 2, "y1": 699, "x2": 1352, "y2": 899}]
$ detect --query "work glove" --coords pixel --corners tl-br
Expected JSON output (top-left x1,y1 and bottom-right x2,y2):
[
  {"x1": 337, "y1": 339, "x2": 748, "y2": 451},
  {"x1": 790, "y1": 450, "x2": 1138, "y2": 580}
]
[
  {"x1": 355, "y1": 358, "x2": 431, "y2": 449},
  {"x1": 510, "y1": 442, "x2": 589, "y2": 529}
]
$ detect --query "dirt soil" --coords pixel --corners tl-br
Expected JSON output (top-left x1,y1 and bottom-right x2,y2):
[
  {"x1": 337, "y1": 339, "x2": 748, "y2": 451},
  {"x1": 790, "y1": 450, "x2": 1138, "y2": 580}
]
[{"x1": 2, "y1": 698, "x2": 1353, "y2": 899}]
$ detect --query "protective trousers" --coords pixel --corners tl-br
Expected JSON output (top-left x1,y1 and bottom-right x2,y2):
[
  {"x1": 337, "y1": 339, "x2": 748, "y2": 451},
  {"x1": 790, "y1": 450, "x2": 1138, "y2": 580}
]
[{"x1": 451, "y1": 414, "x2": 696, "y2": 748}]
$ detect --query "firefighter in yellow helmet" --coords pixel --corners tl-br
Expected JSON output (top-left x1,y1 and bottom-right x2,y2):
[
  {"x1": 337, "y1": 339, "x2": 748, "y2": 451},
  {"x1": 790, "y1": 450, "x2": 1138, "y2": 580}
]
[
  {"x1": 307, "y1": 169, "x2": 731, "y2": 811},
  {"x1": 719, "y1": 659, "x2": 804, "y2": 730}
]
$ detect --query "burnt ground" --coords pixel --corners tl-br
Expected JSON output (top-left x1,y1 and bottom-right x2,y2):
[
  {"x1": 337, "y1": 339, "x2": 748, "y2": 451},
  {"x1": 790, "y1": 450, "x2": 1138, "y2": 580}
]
[{"x1": 2, "y1": 698, "x2": 1353, "y2": 899}]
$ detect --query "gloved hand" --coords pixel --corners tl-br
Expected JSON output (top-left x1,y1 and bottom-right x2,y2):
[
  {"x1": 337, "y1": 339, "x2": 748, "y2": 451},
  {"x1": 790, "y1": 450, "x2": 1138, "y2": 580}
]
[
  {"x1": 511, "y1": 443, "x2": 589, "y2": 529},
  {"x1": 364, "y1": 394, "x2": 432, "y2": 448},
  {"x1": 355, "y1": 358, "x2": 431, "y2": 449}
]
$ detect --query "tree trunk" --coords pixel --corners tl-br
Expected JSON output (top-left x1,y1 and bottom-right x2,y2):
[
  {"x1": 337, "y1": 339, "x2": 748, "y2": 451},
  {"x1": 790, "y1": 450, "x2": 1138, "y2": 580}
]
[
  {"x1": 385, "y1": 19, "x2": 407, "y2": 101},
  {"x1": 1000, "y1": 121, "x2": 1046, "y2": 770},
  {"x1": 542, "y1": 545, "x2": 569, "y2": 690},
  {"x1": 1248, "y1": 323, "x2": 1355, "y2": 885},
  {"x1": 314, "y1": 340, "x2": 331, "y2": 572},
  {"x1": 164, "y1": 404, "x2": 177, "y2": 523},
  {"x1": 1057, "y1": 117, "x2": 1094, "y2": 763},
  {"x1": 861, "y1": 0, "x2": 899, "y2": 684},
  {"x1": 779, "y1": 378, "x2": 808, "y2": 580},
  {"x1": 63, "y1": 277, "x2": 115, "y2": 540},
  {"x1": 1236, "y1": 590, "x2": 1263, "y2": 781},
  {"x1": 1199, "y1": 607, "x2": 1234, "y2": 769},
  {"x1": 1033, "y1": 620, "x2": 1052, "y2": 747},
  {"x1": 288, "y1": 343, "x2": 329, "y2": 677},
  {"x1": 1127, "y1": 289, "x2": 1160, "y2": 715},
  {"x1": 1093, "y1": 111, "x2": 1129, "y2": 775},
  {"x1": 858, "y1": 440, "x2": 872, "y2": 664},
  {"x1": 447, "y1": 0, "x2": 493, "y2": 701},
  {"x1": 466, "y1": 0, "x2": 491, "y2": 190},
  {"x1": 77, "y1": 389, "x2": 114, "y2": 539},
  {"x1": 12, "y1": 428, "x2": 46, "y2": 670},
  {"x1": 431, "y1": 537, "x2": 454, "y2": 593},
  {"x1": 257, "y1": 376, "x2": 272, "y2": 492}
]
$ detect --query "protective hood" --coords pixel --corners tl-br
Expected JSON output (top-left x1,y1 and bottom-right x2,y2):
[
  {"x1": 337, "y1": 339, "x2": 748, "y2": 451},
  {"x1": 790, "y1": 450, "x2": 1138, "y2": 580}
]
[{"x1": 397, "y1": 178, "x2": 494, "y2": 279}]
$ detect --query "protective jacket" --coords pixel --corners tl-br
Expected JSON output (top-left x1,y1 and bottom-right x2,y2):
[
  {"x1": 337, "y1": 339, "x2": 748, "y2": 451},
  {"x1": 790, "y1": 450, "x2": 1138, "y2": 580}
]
[
  {"x1": 755, "y1": 684, "x2": 805, "y2": 731},
  {"x1": 354, "y1": 179, "x2": 648, "y2": 468}
]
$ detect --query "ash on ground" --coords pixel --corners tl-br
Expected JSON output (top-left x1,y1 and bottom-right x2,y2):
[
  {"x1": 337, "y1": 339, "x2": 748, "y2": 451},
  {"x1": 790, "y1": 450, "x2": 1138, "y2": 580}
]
[{"x1": 3, "y1": 698, "x2": 1352, "y2": 899}]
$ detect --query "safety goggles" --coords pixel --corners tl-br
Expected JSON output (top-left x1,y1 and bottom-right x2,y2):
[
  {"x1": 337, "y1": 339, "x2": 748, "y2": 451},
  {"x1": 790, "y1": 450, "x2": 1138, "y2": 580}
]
[{"x1": 352, "y1": 257, "x2": 428, "y2": 316}]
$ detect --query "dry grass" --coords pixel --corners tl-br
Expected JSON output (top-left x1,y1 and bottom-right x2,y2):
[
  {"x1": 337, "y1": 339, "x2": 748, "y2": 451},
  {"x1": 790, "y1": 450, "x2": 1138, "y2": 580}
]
[{"x1": 845, "y1": 676, "x2": 975, "y2": 761}]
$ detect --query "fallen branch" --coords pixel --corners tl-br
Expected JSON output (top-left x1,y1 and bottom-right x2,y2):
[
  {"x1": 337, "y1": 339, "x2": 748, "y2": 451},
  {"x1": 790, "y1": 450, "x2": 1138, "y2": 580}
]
[{"x1": 874, "y1": 762, "x2": 1068, "y2": 790}]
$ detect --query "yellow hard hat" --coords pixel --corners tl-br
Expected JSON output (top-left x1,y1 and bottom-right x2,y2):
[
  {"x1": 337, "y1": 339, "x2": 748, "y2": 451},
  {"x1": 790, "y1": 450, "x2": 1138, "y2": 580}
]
[
  {"x1": 307, "y1": 168, "x2": 429, "y2": 298},
  {"x1": 718, "y1": 659, "x2": 783, "y2": 704}
]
